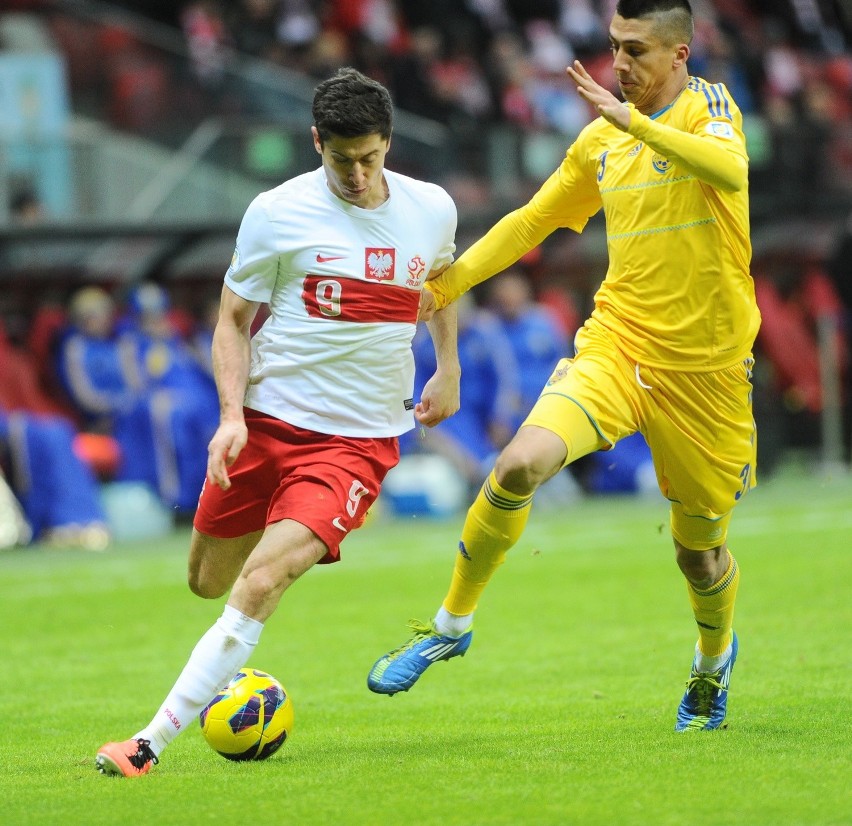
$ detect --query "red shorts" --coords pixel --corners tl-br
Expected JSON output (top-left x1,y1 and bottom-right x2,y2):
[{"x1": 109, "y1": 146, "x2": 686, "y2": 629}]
[{"x1": 194, "y1": 409, "x2": 399, "y2": 563}]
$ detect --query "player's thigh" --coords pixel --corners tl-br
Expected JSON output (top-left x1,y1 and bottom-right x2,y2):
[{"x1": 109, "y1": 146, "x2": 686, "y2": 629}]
[
  {"x1": 188, "y1": 528, "x2": 263, "y2": 597},
  {"x1": 645, "y1": 359, "x2": 757, "y2": 545},
  {"x1": 522, "y1": 340, "x2": 641, "y2": 468}
]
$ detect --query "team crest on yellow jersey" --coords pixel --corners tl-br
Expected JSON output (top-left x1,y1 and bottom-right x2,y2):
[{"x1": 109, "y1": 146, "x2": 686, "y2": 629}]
[{"x1": 652, "y1": 153, "x2": 672, "y2": 173}]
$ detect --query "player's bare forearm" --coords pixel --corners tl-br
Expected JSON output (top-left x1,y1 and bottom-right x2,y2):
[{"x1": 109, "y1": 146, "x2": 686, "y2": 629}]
[
  {"x1": 419, "y1": 301, "x2": 460, "y2": 426},
  {"x1": 208, "y1": 286, "x2": 259, "y2": 487},
  {"x1": 426, "y1": 301, "x2": 459, "y2": 373}
]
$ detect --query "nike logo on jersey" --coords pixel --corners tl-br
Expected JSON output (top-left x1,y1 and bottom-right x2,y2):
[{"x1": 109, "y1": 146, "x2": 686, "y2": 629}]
[
  {"x1": 317, "y1": 253, "x2": 345, "y2": 263},
  {"x1": 332, "y1": 516, "x2": 347, "y2": 532}
]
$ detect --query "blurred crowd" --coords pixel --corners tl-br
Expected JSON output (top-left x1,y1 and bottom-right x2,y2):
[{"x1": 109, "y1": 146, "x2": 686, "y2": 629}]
[
  {"x1": 6, "y1": 0, "x2": 848, "y2": 210},
  {"x1": 170, "y1": 0, "x2": 852, "y2": 205},
  {"x1": 0, "y1": 281, "x2": 221, "y2": 549}
]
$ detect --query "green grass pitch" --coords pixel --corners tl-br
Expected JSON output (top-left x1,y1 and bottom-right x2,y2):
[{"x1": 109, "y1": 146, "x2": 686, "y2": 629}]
[{"x1": 1, "y1": 467, "x2": 850, "y2": 825}]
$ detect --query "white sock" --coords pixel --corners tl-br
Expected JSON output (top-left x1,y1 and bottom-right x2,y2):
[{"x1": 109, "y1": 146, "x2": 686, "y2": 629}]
[
  {"x1": 434, "y1": 606, "x2": 473, "y2": 638},
  {"x1": 694, "y1": 641, "x2": 732, "y2": 674},
  {"x1": 134, "y1": 605, "x2": 264, "y2": 756}
]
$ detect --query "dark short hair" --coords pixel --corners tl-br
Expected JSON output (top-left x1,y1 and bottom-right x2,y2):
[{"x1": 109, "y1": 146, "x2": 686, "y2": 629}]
[
  {"x1": 617, "y1": 0, "x2": 692, "y2": 16},
  {"x1": 312, "y1": 68, "x2": 393, "y2": 144},
  {"x1": 616, "y1": 0, "x2": 693, "y2": 44}
]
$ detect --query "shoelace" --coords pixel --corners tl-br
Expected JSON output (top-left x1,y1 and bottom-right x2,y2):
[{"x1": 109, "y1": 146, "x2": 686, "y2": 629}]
[
  {"x1": 684, "y1": 672, "x2": 726, "y2": 714},
  {"x1": 128, "y1": 738, "x2": 159, "y2": 769},
  {"x1": 386, "y1": 619, "x2": 434, "y2": 657}
]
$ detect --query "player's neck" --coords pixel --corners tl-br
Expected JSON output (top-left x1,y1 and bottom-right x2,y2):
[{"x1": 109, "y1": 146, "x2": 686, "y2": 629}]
[{"x1": 638, "y1": 72, "x2": 689, "y2": 117}]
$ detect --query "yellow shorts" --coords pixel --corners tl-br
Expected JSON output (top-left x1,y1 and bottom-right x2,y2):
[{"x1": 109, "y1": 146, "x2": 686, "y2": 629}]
[{"x1": 523, "y1": 323, "x2": 757, "y2": 550}]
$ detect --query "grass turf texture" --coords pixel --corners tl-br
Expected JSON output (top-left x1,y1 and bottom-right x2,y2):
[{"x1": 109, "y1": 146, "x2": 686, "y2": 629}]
[{"x1": 1, "y1": 467, "x2": 849, "y2": 825}]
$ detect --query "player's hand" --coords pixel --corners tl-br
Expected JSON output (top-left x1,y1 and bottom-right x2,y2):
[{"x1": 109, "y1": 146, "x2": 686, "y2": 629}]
[
  {"x1": 418, "y1": 288, "x2": 436, "y2": 322},
  {"x1": 207, "y1": 419, "x2": 248, "y2": 490},
  {"x1": 567, "y1": 60, "x2": 630, "y2": 131},
  {"x1": 415, "y1": 369, "x2": 460, "y2": 427}
]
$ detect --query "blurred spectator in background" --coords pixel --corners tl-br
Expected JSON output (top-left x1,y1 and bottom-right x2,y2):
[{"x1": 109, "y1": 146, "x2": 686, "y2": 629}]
[
  {"x1": 125, "y1": 282, "x2": 217, "y2": 403},
  {"x1": 58, "y1": 284, "x2": 218, "y2": 515},
  {"x1": 121, "y1": 282, "x2": 220, "y2": 512},
  {"x1": 180, "y1": 0, "x2": 229, "y2": 91},
  {"x1": 401, "y1": 293, "x2": 520, "y2": 496},
  {"x1": 753, "y1": 257, "x2": 848, "y2": 438},
  {"x1": 189, "y1": 292, "x2": 221, "y2": 379},
  {"x1": 486, "y1": 269, "x2": 569, "y2": 429},
  {"x1": 0, "y1": 320, "x2": 109, "y2": 549}
]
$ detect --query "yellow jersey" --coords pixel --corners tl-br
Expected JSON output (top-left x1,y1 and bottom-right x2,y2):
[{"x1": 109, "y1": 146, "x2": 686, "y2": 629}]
[{"x1": 427, "y1": 77, "x2": 761, "y2": 371}]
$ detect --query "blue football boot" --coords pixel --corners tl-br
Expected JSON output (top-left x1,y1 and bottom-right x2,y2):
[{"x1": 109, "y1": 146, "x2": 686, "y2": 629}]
[
  {"x1": 368, "y1": 619, "x2": 472, "y2": 695},
  {"x1": 675, "y1": 631, "x2": 738, "y2": 731}
]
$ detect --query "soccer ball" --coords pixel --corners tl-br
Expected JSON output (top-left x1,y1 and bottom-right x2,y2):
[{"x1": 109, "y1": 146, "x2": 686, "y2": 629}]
[{"x1": 199, "y1": 668, "x2": 294, "y2": 761}]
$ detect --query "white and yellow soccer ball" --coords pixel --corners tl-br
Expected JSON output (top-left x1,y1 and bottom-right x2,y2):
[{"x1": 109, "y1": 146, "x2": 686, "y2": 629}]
[{"x1": 200, "y1": 668, "x2": 294, "y2": 761}]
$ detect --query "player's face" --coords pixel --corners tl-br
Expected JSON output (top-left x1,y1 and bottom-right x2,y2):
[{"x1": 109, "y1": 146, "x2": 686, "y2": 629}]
[
  {"x1": 608, "y1": 14, "x2": 689, "y2": 114},
  {"x1": 313, "y1": 128, "x2": 390, "y2": 210}
]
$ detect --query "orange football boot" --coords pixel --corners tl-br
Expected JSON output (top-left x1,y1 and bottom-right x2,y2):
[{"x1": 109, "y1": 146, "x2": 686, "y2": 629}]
[{"x1": 95, "y1": 738, "x2": 159, "y2": 776}]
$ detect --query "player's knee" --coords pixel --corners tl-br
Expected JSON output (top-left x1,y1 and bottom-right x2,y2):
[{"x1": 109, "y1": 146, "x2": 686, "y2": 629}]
[
  {"x1": 674, "y1": 541, "x2": 728, "y2": 588},
  {"x1": 188, "y1": 571, "x2": 229, "y2": 600},
  {"x1": 240, "y1": 563, "x2": 299, "y2": 602},
  {"x1": 494, "y1": 447, "x2": 548, "y2": 495}
]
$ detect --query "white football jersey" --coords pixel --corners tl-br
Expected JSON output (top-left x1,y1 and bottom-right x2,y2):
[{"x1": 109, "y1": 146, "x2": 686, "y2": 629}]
[{"x1": 225, "y1": 167, "x2": 457, "y2": 437}]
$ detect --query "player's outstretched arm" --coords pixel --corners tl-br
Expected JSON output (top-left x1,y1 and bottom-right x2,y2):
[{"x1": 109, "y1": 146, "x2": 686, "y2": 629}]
[
  {"x1": 207, "y1": 285, "x2": 260, "y2": 489},
  {"x1": 426, "y1": 210, "x2": 555, "y2": 313}
]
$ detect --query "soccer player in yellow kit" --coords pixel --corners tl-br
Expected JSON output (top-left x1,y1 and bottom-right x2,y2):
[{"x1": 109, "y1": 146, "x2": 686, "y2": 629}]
[{"x1": 368, "y1": 0, "x2": 761, "y2": 731}]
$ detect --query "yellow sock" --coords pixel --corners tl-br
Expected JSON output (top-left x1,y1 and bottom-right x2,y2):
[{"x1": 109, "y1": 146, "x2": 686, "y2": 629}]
[
  {"x1": 686, "y1": 553, "x2": 740, "y2": 657},
  {"x1": 442, "y1": 471, "x2": 533, "y2": 616}
]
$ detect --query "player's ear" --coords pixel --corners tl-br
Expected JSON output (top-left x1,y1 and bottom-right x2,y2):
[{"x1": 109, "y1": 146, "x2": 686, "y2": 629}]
[
  {"x1": 311, "y1": 126, "x2": 323, "y2": 155},
  {"x1": 673, "y1": 42, "x2": 689, "y2": 69}
]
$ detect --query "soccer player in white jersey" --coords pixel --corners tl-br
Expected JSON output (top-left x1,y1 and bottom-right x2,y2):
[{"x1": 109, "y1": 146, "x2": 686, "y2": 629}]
[{"x1": 96, "y1": 68, "x2": 460, "y2": 776}]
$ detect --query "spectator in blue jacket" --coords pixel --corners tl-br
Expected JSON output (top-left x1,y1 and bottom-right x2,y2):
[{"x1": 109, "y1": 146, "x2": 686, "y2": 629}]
[{"x1": 486, "y1": 270, "x2": 569, "y2": 430}]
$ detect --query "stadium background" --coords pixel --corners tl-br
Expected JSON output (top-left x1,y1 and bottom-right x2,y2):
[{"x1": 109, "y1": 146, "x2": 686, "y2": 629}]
[{"x1": 1, "y1": 0, "x2": 850, "y2": 535}]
